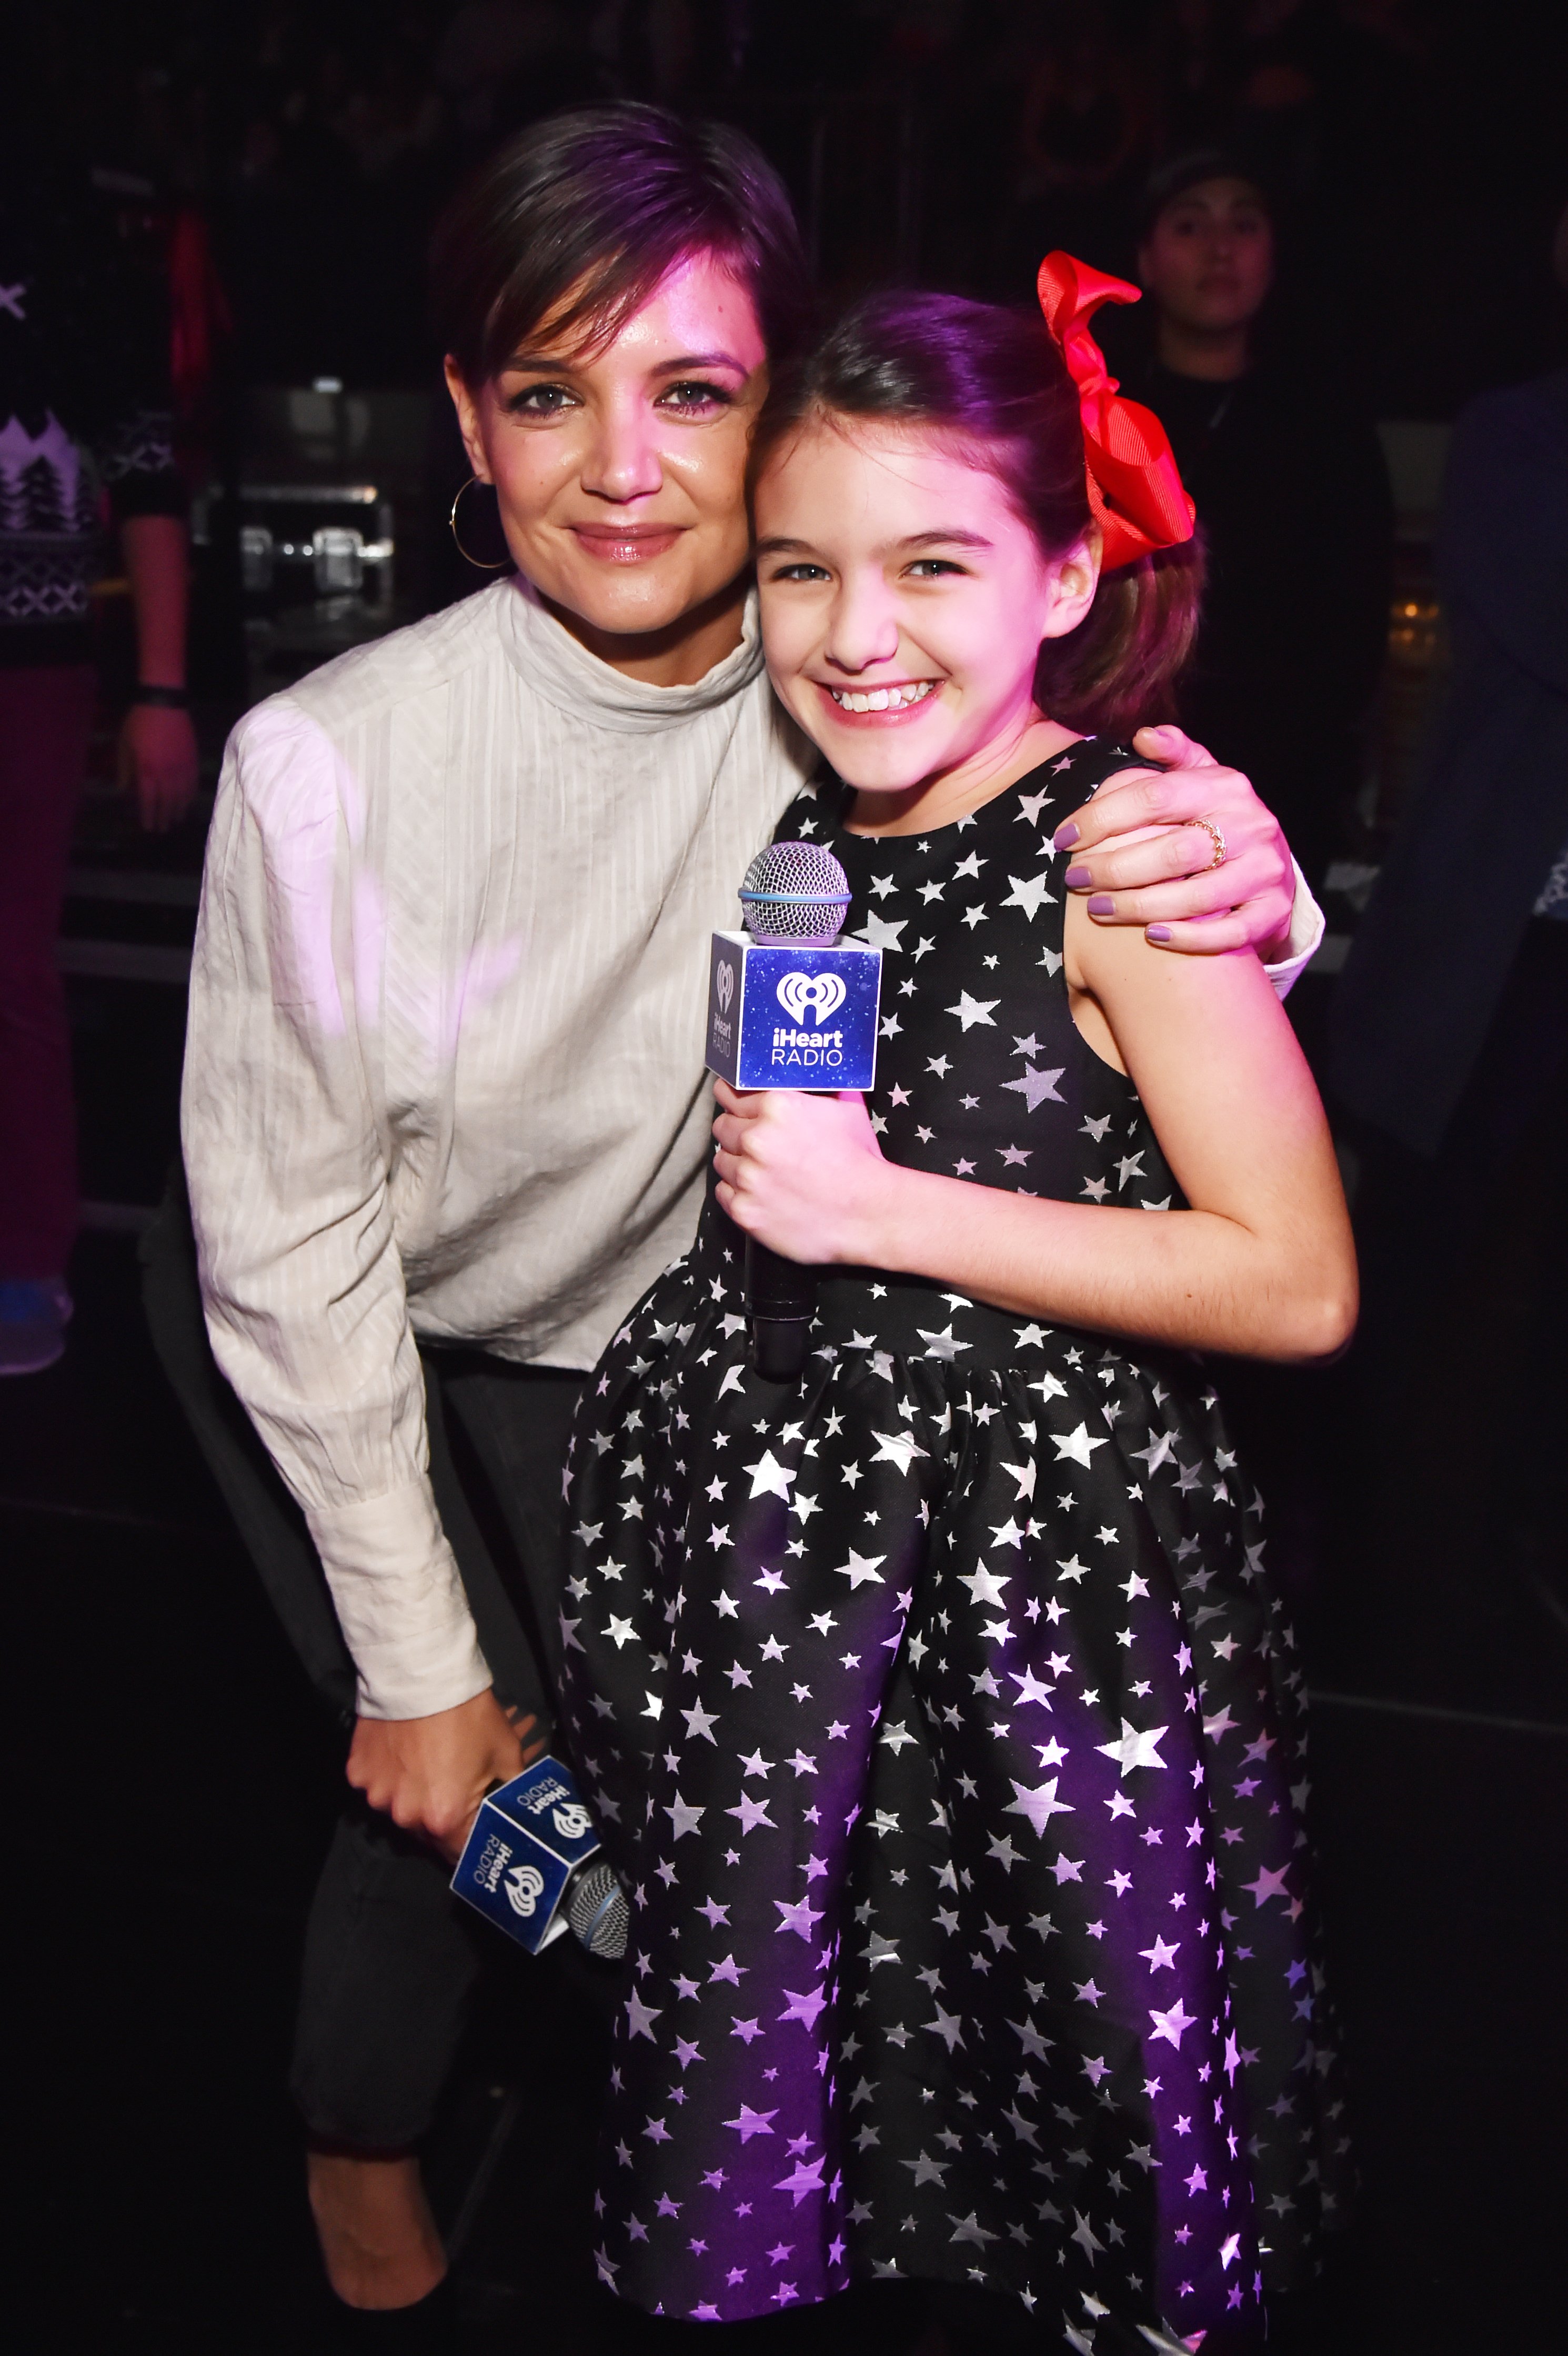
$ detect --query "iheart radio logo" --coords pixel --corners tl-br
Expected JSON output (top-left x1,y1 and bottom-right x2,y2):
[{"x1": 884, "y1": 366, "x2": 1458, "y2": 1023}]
[
  {"x1": 715, "y1": 959, "x2": 736, "y2": 1014},
  {"x1": 504, "y1": 1862, "x2": 546, "y2": 1918},
  {"x1": 777, "y1": 970, "x2": 846, "y2": 1025}
]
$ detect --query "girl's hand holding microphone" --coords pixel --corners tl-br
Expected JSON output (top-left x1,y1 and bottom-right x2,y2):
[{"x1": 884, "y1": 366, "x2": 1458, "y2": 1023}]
[{"x1": 712, "y1": 1080, "x2": 891, "y2": 1266}]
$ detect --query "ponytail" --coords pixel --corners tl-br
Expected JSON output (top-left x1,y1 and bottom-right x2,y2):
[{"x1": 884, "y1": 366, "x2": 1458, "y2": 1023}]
[{"x1": 1036, "y1": 535, "x2": 1204, "y2": 737}]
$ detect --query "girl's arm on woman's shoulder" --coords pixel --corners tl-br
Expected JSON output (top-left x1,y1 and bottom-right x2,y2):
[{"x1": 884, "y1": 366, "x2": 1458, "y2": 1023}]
[{"x1": 711, "y1": 910, "x2": 1356, "y2": 1364}]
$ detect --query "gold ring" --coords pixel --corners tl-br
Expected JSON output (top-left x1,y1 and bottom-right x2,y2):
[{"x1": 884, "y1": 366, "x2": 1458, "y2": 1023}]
[{"x1": 1191, "y1": 817, "x2": 1227, "y2": 869}]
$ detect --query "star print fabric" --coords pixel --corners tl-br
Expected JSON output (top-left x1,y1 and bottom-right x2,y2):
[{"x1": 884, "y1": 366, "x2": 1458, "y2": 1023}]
[{"x1": 559, "y1": 745, "x2": 1348, "y2": 2348}]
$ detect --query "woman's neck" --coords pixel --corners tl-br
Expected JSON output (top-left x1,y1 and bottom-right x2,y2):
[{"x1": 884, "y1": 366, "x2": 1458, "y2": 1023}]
[
  {"x1": 540, "y1": 570, "x2": 751, "y2": 688},
  {"x1": 846, "y1": 713, "x2": 1080, "y2": 838}
]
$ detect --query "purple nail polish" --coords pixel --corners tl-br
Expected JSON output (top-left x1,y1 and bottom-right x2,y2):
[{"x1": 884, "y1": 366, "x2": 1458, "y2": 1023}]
[
  {"x1": 1063, "y1": 863, "x2": 1093, "y2": 888},
  {"x1": 1087, "y1": 894, "x2": 1115, "y2": 917},
  {"x1": 1147, "y1": 924, "x2": 1173, "y2": 943},
  {"x1": 1053, "y1": 821, "x2": 1080, "y2": 849}
]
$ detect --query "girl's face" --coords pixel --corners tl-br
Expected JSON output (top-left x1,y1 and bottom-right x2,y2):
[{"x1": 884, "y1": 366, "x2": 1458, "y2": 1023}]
[
  {"x1": 754, "y1": 417, "x2": 1096, "y2": 801},
  {"x1": 447, "y1": 251, "x2": 768, "y2": 660}
]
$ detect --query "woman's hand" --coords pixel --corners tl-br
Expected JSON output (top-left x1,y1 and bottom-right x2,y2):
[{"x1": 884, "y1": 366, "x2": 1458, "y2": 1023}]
[
  {"x1": 346, "y1": 1687, "x2": 533, "y2": 1861},
  {"x1": 1053, "y1": 724, "x2": 1296, "y2": 960},
  {"x1": 712, "y1": 1081, "x2": 893, "y2": 1265}
]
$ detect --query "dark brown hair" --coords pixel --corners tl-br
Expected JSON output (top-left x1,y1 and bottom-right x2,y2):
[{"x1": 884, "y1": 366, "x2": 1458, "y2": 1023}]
[
  {"x1": 748, "y1": 290, "x2": 1203, "y2": 737},
  {"x1": 431, "y1": 103, "x2": 815, "y2": 384}
]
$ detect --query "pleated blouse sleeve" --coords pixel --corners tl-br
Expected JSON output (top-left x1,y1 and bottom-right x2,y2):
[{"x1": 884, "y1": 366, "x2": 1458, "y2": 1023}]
[{"x1": 182, "y1": 697, "x2": 490, "y2": 1722}]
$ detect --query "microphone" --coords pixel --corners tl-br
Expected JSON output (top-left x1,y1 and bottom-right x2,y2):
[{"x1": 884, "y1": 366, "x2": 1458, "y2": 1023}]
[
  {"x1": 736, "y1": 837, "x2": 853, "y2": 945},
  {"x1": 565, "y1": 1857, "x2": 630, "y2": 1958},
  {"x1": 740, "y1": 843, "x2": 851, "y2": 1382},
  {"x1": 450, "y1": 1754, "x2": 630, "y2": 1960},
  {"x1": 706, "y1": 843, "x2": 882, "y2": 1383}
]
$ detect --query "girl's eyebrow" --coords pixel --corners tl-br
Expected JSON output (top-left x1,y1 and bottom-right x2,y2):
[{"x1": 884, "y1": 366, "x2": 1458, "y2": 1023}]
[
  {"x1": 753, "y1": 527, "x2": 993, "y2": 554},
  {"x1": 900, "y1": 528, "x2": 993, "y2": 552},
  {"x1": 756, "y1": 529, "x2": 995, "y2": 558}
]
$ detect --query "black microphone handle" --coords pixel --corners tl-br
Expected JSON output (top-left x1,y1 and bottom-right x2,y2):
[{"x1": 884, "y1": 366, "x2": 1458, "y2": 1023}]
[{"x1": 745, "y1": 1235, "x2": 816, "y2": 1383}]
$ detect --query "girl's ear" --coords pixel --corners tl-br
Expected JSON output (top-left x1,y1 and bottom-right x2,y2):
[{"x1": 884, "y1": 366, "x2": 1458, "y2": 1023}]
[{"x1": 1038, "y1": 533, "x2": 1101, "y2": 641}]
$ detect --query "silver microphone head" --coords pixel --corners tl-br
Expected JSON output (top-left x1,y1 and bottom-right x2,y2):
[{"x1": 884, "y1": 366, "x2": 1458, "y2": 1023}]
[
  {"x1": 567, "y1": 1858, "x2": 630, "y2": 1961},
  {"x1": 739, "y1": 840, "x2": 853, "y2": 945}
]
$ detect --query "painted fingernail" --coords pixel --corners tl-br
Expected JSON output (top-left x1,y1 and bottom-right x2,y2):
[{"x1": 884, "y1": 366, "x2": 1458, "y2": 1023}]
[
  {"x1": 1063, "y1": 863, "x2": 1093, "y2": 888},
  {"x1": 1087, "y1": 895, "x2": 1115, "y2": 917},
  {"x1": 1147, "y1": 924, "x2": 1173, "y2": 943},
  {"x1": 1053, "y1": 821, "x2": 1080, "y2": 849}
]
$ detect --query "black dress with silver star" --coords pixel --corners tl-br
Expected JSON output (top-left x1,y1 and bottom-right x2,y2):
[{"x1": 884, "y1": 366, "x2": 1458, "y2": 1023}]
[{"x1": 559, "y1": 743, "x2": 1348, "y2": 2351}]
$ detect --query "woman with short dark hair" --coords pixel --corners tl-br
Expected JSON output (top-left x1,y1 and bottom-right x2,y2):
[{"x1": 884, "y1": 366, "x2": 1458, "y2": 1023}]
[
  {"x1": 431, "y1": 105, "x2": 817, "y2": 389},
  {"x1": 169, "y1": 103, "x2": 1320, "y2": 2328}
]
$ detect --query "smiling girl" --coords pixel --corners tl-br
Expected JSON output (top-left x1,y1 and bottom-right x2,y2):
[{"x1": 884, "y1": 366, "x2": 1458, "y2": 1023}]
[{"x1": 561, "y1": 262, "x2": 1355, "y2": 2352}]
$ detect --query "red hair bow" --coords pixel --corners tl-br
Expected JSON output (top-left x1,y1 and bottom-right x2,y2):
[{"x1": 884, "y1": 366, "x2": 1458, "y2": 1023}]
[{"x1": 1036, "y1": 250, "x2": 1196, "y2": 572}]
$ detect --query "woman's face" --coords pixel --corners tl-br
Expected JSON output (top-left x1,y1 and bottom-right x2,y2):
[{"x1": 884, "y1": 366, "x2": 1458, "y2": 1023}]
[
  {"x1": 447, "y1": 252, "x2": 768, "y2": 655},
  {"x1": 753, "y1": 416, "x2": 1095, "y2": 800}
]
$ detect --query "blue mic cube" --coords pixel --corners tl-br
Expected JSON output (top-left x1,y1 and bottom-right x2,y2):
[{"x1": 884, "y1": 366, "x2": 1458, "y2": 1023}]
[
  {"x1": 706, "y1": 930, "x2": 882, "y2": 1091},
  {"x1": 450, "y1": 1755, "x2": 602, "y2": 1954}
]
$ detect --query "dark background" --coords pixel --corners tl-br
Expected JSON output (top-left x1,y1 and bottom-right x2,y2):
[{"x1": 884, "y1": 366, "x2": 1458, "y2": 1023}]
[
  {"x1": 6, "y1": 5, "x2": 1567, "y2": 2352},
  {"x1": 21, "y1": 0, "x2": 1568, "y2": 406}
]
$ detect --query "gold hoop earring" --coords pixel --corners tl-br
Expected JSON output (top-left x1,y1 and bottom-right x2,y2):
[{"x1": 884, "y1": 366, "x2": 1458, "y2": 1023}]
[{"x1": 449, "y1": 475, "x2": 510, "y2": 570}]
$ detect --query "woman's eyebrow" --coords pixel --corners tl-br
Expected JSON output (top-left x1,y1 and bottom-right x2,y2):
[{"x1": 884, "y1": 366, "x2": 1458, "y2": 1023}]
[
  {"x1": 497, "y1": 348, "x2": 586, "y2": 376},
  {"x1": 647, "y1": 349, "x2": 752, "y2": 375},
  {"x1": 498, "y1": 346, "x2": 752, "y2": 375}
]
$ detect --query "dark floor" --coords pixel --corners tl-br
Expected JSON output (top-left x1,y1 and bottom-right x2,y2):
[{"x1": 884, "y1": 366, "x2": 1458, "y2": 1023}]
[{"x1": 9, "y1": 788, "x2": 1567, "y2": 2354}]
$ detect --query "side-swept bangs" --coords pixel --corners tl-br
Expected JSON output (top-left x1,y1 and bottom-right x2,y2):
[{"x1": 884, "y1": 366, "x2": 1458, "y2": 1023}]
[{"x1": 431, "y1": 103, "x2": 814, "y2": 383}]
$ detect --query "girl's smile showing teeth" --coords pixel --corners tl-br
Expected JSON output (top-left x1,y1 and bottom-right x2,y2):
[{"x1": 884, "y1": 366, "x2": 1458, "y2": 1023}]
[{"x1": 824, "y1": 679, "x2": 940, "y2": 716}]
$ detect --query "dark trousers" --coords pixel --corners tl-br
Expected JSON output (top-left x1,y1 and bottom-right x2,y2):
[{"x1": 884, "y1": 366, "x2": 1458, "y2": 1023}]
[
  {"x1": 141, "y1": 1170, "x2": 585, "y2": 2145},
  {"x1": 0, "y1": 665, "x2": 95, "y2": 1279}
]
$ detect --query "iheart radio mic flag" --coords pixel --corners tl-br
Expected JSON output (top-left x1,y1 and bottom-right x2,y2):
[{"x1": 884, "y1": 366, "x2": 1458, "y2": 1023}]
[
  {"x1": 706, "y1": 841, "x2": 881, "y2": 1090},
  {"x1": 451, "y1": 1754, "x2": 628, "y2": 1958},
  {"x1": 705, "y1": 933, "x2": 881, "y2": 1088}
]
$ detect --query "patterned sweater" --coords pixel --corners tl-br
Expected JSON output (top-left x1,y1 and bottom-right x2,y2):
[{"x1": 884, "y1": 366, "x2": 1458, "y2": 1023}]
[{"x1": 1, "y1": 164, "x2": 186, "y2": 667}]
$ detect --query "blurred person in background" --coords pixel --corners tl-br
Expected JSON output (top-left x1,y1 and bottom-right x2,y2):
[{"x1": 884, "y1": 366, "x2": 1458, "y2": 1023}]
[
  {"x1": 0, "y1": 145, "x2": 196, "y2": 1377},
  {"x1": 1330, "y1": 210, "x2": 1568, "y2": 1582},
  {"x1": 1120, "y1": 147, "x2": 1392, "y2": 889}
]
